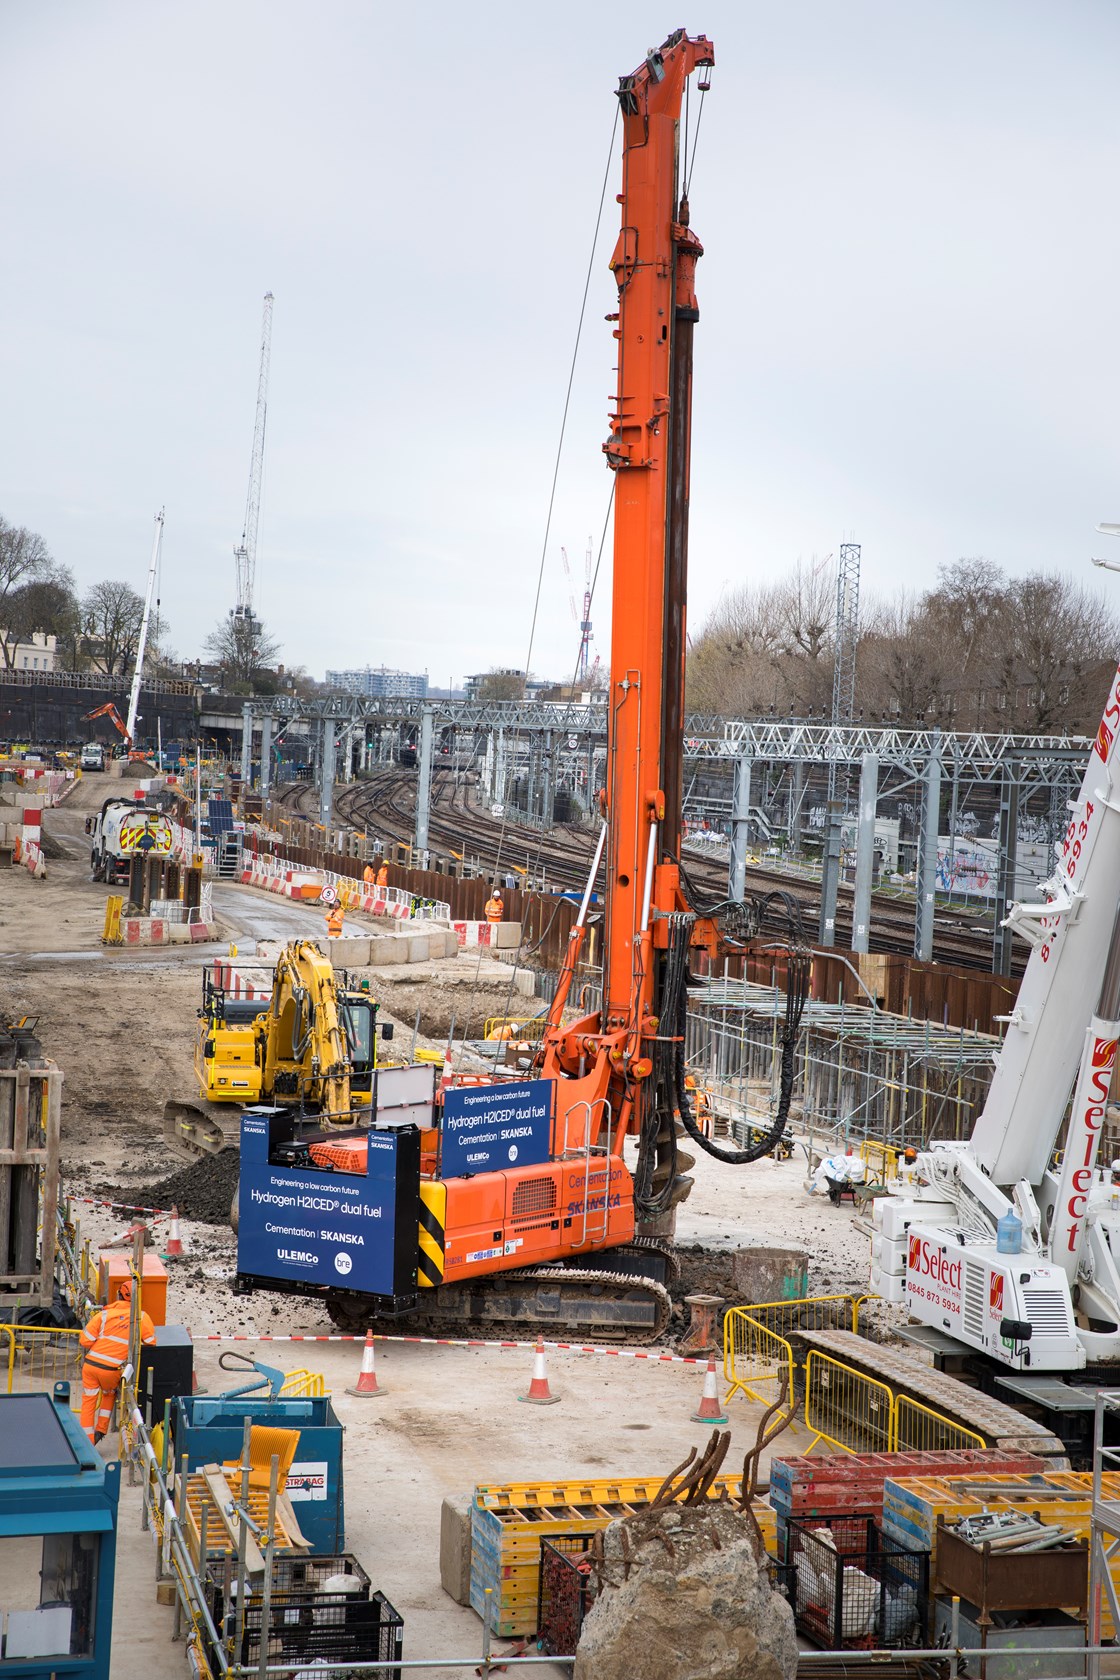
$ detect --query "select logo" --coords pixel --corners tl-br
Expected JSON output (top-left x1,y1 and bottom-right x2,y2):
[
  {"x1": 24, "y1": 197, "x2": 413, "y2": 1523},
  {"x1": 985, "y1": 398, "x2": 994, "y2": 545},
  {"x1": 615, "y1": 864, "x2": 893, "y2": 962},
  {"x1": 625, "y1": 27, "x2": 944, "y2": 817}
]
[{"x1": 990, "y1": 1273, "x2": 1004, "y2": 1312}]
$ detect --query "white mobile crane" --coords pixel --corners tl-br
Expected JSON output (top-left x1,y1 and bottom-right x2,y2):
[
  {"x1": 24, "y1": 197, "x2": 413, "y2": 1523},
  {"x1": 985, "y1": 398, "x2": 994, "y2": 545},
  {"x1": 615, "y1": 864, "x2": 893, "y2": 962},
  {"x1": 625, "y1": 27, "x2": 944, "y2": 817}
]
[{"x1": 873, "y1": 646, "x2": 1120, "y2": 1374}]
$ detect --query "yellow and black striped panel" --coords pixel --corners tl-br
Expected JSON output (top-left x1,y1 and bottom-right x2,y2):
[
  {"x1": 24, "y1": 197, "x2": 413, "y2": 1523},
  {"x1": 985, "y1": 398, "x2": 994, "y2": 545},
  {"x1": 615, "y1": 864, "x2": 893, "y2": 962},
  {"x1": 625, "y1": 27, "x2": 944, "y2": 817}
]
[{"x1": 418, "y1": 1182, "x2": 446, "y2": 1288}]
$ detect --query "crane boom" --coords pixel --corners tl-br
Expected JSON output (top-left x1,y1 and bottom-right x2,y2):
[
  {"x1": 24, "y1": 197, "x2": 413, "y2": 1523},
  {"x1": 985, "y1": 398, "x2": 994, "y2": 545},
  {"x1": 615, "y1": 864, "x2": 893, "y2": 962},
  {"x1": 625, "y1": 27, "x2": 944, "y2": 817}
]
[
  {"x1": 234, "y1": 291, "x2": 274, "y2": 619},
  {"x1": 125, "y1": 508, "x2": 164, "y2": 748}
]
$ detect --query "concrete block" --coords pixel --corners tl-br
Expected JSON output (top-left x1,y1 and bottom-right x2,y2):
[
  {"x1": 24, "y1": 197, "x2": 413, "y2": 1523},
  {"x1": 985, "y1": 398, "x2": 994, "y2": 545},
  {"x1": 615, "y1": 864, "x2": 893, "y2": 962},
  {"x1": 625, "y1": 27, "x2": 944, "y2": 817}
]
[
  {"x1": 512, "y1": 970, "x2": 536, "y2": 997},
  {"x1": 491, "y1": 921, "x2": 521, "y2": 950},
  {"x1": 330, "y1": 936, "x2": 369, "y2": 966},
  {"x1": 407, "y1": 933, "x2": 431, "y2": 963},
  {"x1": 189, "y1": 921, "x2": 212, "y2": 942},
  {"x1": 167, "y1": 923, "x2": 190, "y2": 944},
  {"x1": 255, "y1": 941, "x2": 283, "y2": 962},
  {"x1": 369, "y1": 934, "x2": 405, "y2": 966},
  {"x1": 439, "y1": 1492, "x2": 474, "y2": 1606}
]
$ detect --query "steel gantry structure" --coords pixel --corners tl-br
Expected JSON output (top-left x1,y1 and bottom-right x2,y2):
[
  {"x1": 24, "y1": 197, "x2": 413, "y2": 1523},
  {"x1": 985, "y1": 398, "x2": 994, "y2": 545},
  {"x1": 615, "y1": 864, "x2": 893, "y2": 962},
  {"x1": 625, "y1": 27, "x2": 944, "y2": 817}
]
[{"x1": 222, "y1": 693, "x2": 1088, "y2": 972}]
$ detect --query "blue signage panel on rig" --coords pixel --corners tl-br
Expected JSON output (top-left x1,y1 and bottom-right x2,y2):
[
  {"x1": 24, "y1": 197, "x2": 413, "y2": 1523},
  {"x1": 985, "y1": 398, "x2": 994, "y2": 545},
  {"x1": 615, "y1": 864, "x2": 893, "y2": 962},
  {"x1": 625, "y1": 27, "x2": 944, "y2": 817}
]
[
  {"x1": 237, "y1": 1111, "x2": 402, "y2": 1292},
  {"x1": 441, "y1": 1079, "x2": 553, "y2": 1178}
]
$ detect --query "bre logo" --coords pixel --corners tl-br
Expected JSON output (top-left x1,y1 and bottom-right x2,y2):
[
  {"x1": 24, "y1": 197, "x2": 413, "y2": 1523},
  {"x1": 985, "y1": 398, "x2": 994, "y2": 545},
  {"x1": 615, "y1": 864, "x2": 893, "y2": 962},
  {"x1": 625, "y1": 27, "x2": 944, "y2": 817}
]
[
  {"x1": 508, "y1": 1145, "x2": 519, "y2": 1163},
  {"x1": 990, "y1": 1273, "x2": 1004, "y2": 1313},
  {"x1": 334, "y1": 1251, "x2": 353, "y2": 1277}
]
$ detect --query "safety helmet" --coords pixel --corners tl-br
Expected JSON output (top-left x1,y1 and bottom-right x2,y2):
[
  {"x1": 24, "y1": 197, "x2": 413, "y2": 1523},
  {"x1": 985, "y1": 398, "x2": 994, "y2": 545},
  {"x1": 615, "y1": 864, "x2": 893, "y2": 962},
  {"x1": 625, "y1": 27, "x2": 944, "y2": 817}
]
[{"x1": 117, "y1": 1279, "x2": 132, "y2": 1301}]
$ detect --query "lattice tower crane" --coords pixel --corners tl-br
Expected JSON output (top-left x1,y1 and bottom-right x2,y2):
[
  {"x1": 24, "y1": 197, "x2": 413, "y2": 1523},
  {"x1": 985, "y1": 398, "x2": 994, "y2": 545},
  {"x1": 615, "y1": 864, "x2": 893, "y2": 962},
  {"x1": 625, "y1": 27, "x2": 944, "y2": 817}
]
[
  {"x1": 560, "y1": 538, "x2": 595, "y2": 684},
  {"x1": 233, "y1": 292, "x2": 274, "y2": 623}
]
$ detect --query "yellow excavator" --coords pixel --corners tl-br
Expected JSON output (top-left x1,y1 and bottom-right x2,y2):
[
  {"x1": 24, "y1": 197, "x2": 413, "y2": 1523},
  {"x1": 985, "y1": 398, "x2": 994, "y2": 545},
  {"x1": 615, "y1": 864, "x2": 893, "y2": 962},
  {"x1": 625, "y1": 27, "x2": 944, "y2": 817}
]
[{"x1": 164, "y1": 940, "x2": 393, "y2": 1155}]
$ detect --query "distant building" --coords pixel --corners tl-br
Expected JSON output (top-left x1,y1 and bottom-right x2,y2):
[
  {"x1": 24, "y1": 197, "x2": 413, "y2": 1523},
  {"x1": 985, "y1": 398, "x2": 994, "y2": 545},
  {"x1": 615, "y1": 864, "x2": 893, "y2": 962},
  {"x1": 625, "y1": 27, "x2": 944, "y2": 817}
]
[
  {"x1": 325, "y1": 665, "x2": 428, "y2": 699},
  {"x1": 1, "y1": 631, "x2": 57, "y2": 673}
]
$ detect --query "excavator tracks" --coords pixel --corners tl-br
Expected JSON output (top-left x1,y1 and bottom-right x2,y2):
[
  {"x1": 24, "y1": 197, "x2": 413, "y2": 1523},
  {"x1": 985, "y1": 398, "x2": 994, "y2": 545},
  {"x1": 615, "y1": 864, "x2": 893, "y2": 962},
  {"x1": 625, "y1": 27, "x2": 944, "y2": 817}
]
[{"x1": 325, "y1": 1253, "x2": 675, "y2": 1346}]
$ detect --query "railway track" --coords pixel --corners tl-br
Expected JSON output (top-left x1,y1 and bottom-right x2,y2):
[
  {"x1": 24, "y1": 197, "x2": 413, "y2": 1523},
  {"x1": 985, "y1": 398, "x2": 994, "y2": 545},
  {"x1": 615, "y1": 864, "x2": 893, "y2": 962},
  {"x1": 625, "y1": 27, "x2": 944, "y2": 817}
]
[{"x1": 272, "y1": 768, "x2": 1015, "y2": 972}]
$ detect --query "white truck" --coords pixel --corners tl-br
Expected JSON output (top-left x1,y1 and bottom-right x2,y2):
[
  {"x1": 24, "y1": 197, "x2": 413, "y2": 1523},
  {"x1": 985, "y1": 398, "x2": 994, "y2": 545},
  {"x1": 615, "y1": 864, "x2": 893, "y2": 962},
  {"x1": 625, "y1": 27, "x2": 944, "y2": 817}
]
[
  {"x1": 88, "y1": 797, "x2": 183, "y2": 883},
  {"x1": 80, "y1": 742, "x2": 104, "y2": 772},
  {"x1": 873, "y1": 655, "x2": 1120, "y2": 1381}
]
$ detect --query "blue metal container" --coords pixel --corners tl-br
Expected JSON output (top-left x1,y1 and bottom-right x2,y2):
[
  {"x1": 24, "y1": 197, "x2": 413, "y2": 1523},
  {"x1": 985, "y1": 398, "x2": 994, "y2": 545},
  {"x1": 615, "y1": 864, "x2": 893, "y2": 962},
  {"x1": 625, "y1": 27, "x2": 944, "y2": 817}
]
[
  {"x1": 171, "y1": 1393, "x2": 345, "y2": 1554},
  {"x1": 0, "y1": 1383, "x2": 120, "y2": 1680}
]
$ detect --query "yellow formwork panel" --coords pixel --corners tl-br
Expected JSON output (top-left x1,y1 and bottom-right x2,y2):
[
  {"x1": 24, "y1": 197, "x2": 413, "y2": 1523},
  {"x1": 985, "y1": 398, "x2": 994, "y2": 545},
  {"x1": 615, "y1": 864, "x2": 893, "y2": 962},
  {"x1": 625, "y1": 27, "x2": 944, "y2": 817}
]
[
  {"x1": 883, "y1": 1468, "x2": 1117, "y2": 1628},
  {"x1": 471, "y1": 1476, "x2": 776, "y2": 1638}
]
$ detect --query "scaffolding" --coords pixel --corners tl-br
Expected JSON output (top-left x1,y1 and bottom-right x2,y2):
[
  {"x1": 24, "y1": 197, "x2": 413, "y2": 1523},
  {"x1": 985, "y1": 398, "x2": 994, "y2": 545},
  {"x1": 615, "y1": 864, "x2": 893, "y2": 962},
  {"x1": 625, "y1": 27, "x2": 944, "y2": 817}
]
[{"x1": 684, "y1": 979, "x2": 999, "y2": 1154}]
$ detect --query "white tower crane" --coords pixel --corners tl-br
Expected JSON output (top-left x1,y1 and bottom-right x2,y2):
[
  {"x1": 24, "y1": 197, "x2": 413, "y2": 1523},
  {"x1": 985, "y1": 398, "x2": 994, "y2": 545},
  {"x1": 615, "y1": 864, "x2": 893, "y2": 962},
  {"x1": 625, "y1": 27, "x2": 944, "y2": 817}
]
[
  {"x1": 560, "y1": 538, "x2": 595, "y2": 685},
  {"x1": 233, "y1": 292, "x2": 274, "y2": 624}
]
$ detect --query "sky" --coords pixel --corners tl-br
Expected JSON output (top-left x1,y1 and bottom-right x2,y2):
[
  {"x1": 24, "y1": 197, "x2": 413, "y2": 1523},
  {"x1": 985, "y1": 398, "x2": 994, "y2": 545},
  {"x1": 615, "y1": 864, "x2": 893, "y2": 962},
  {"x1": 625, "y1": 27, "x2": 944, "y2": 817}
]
[{"x1": 2, "y1": 2, "x2": 1119, "y2": 690}]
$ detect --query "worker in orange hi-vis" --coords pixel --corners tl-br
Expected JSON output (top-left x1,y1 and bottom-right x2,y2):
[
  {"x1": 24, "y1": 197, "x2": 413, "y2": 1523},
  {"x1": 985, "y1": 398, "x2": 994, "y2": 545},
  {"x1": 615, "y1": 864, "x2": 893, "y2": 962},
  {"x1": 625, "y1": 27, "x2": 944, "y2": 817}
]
[
  {"x1": 362, "y1": 862, "x2": 376, "y2": 887},
  {"x1": 376, "y1": 861, "x2": 389, "y2": 888},
  {"x1": 484, "y1": 889, "x2": 504, "y2": 924},
  {"x1": 326, "y1": 900, "x2": 345, "y2": 939},
  {"x1": 79, "y1": 1280, "x2": 156, "y2": 1444}
]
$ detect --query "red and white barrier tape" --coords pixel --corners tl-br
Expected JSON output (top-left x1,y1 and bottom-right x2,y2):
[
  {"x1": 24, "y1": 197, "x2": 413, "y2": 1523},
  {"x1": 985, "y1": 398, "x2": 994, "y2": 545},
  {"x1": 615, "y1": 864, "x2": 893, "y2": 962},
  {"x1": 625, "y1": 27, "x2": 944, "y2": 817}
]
[
  {"x1": 68, "y1": 1196, "x2": 171, "y2": 1222},
  {"x1": 199, "y1": 1331, "x2": 707, "y2": 1365}
]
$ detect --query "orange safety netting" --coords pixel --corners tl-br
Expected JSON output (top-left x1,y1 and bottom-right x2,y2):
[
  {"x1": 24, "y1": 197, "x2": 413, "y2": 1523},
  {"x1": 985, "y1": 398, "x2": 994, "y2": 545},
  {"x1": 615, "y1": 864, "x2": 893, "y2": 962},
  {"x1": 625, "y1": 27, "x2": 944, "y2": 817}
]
[{"x1": 307, "y1": 1138, "x2": 368, "y2": 1175}]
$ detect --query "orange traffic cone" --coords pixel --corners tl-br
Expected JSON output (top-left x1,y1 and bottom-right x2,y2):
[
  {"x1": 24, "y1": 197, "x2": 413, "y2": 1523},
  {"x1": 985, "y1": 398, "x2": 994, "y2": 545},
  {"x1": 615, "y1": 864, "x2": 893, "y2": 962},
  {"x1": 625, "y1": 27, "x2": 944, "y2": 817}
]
[
  {"x1": 440, "y1": 1049, "x2": 454, "y2": 1090},
  {"x1": 345, "y1": 1330, "x2": 385, "y2": 1398},
  {"x1": 518, "y1": 1338, "x2": 560, "y2": 1405},
  {"x1": 165, "y1": 1206, "x2": 184, "y2": 1260},
  {"x1": 691, "y1": 1358, "x2": 728, "y2": 1423}
]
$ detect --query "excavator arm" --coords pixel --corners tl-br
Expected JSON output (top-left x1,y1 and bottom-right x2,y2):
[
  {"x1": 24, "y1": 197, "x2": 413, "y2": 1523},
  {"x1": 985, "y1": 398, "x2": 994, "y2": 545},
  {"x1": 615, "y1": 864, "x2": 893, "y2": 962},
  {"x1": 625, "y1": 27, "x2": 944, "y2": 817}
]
[
  {"x1": 256, "y1": 940, "x2": 354, "y2": 1120},
  {"x1": 84, "y1": 703, "x2": 133, "y2": 751}
]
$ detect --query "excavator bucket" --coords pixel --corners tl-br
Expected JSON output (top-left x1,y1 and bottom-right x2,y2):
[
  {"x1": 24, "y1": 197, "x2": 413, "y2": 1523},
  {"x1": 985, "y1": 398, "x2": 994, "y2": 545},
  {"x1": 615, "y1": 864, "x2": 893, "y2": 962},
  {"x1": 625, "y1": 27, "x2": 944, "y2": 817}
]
[{"x1": 162, "y1": 1097, "x2": 233, "y2": 1158}]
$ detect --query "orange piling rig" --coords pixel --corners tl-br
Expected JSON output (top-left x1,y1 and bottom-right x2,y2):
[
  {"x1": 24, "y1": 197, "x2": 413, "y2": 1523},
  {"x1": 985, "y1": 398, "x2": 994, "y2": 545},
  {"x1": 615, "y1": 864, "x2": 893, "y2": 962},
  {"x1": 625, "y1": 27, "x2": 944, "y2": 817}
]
[{"x1": 542, "y1": 32, "x2": 718, "y2": 1203}]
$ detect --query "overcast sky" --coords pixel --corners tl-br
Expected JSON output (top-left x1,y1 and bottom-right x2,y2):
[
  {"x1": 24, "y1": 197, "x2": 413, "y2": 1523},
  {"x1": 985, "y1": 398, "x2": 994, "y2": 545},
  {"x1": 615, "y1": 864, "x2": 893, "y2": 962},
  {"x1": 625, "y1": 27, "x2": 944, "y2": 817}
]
[{"x1": 3, "y1": 2, "x2": 1118, "y2": 689}]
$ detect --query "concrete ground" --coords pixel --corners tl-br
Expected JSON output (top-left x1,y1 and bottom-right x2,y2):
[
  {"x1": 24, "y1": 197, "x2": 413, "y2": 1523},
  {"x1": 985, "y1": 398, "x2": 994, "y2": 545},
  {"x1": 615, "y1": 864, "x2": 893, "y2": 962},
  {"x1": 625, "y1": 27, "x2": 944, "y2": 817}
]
[
  {"x1": 5, "y1": 779, "x2": 872, "y2": 1674},
  {"x1": 105, "y1": 1333, "x2": 809, "y2": 1680}
]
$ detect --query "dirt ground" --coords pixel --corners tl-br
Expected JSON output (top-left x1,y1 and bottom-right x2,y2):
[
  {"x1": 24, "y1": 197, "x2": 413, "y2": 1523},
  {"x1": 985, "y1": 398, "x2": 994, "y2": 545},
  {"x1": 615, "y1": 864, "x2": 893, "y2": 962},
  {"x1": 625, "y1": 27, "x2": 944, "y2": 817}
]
[{"x1": 1, "y1": 776, "x2": 884, "y2": 1677}]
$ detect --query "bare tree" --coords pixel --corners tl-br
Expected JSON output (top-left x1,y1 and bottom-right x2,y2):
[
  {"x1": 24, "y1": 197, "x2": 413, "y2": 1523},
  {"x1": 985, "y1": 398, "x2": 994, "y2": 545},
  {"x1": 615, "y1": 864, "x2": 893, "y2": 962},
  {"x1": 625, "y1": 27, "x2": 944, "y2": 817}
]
[
  {"x1": 0, "y1": 518, "x2": 58, "y2": 668},
  {"x1": 1002, "y1": 572, "x2": 1119, "y2": 729},
  {"x1": 82, "y1": 579, "x2": 146, "y2": 676},
  {"x1": 859, "y1": 593, "x2": 946, "y2": 723},
  {"x1": 476, "y1": 668, "x2": 527, "y2": 701},
  {"x1": 776, "y1": 555, "x2": 835, "y2": 663},
  {"x1": 204, "y1": 611, "x2": 282, "y2": 692}
]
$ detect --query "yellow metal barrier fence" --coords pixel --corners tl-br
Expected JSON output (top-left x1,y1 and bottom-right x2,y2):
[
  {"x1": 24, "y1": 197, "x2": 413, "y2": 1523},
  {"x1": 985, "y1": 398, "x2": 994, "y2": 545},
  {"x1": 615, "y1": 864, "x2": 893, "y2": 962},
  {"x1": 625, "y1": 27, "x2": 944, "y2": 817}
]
[
  {"x1": 483, "y1": 1016, "x2": 548, "y2": 1042},
  {"x1": 894, "y1": 1393, "x2": 986, "y2": 1454},
  {"x1": 723, "y1": 1309, "x2": 796, "y2": 1417},
  {"x1": 804, "y1": 1350, "x2": 895, "y2": 1455},
  {"x1": 858, "y1": 1140, "x2": 900, "y2": 1183},
  {"x1": 279, "y1": 1368, "x2": 328, "y2": 1398},
  {"x1": 0, "y1": 1324, "x2": 84, "y2": 1412}
]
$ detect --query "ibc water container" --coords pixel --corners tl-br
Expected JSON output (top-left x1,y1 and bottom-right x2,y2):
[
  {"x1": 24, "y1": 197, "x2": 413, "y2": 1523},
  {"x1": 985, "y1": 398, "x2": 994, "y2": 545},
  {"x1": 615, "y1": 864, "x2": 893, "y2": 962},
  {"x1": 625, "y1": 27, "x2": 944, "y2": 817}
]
[{"x1": 996, "y1": 1210, "x2": 1023, "y2": 1254}]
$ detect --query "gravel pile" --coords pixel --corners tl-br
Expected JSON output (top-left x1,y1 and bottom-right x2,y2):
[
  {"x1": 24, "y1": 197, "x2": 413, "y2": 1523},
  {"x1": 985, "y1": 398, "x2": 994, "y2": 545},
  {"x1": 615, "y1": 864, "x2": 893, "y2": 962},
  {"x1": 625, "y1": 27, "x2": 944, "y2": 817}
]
[{"x1": 102, "y1": 1148, "x2": 240, "y2": 1226}]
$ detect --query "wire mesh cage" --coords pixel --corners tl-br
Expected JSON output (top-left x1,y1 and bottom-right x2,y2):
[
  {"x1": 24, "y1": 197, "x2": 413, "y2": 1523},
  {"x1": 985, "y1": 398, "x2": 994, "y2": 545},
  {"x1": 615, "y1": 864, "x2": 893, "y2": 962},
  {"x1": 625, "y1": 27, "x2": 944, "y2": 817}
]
[
  {"x1": 205, "y1": 1551, "x2": 371, "y2": 1624},
  {"x1": 785, "y1": 1516, "x2": 928, "y2": 1650},
  {"x1": 537, "y1": 1534, "x2": 597, "y2": 1657},
  {"x1": 204, "y1": 1555, "x2": 401, "y2": 1678}
]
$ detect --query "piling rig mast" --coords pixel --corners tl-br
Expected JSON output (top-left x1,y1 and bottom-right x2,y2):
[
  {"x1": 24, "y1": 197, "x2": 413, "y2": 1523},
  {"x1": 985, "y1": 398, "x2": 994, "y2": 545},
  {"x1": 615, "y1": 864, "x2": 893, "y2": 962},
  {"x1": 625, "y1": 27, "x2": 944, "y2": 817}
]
[{"x1": 541, "y1": 30, "x2": 803, "y2": 1224}]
